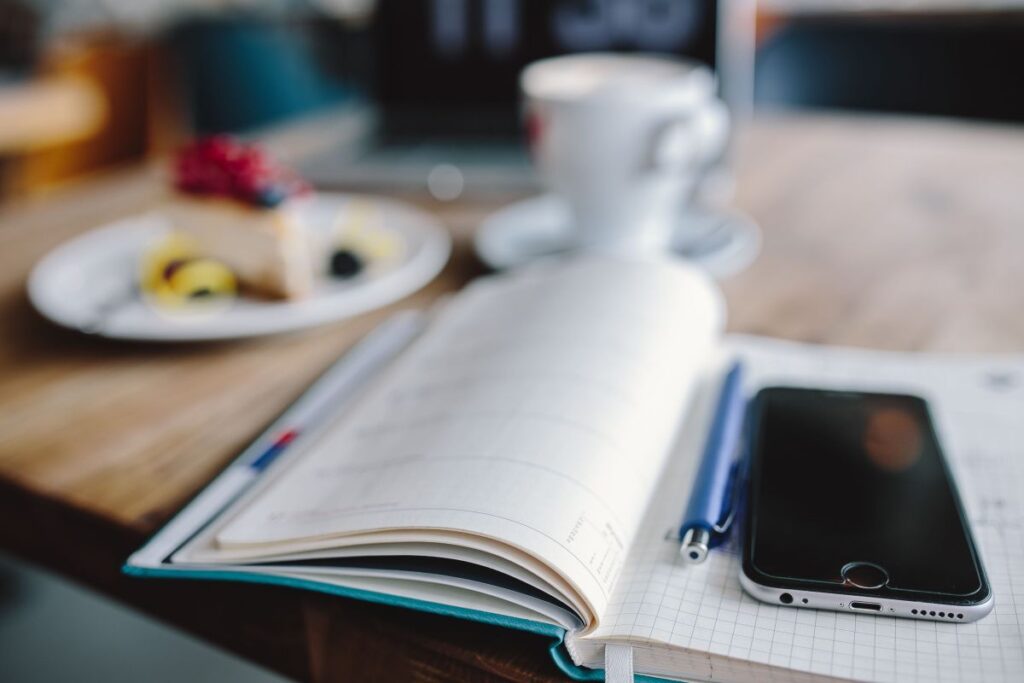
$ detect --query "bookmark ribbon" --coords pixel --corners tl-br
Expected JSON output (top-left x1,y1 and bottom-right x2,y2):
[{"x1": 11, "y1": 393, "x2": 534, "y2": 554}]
[{"x1": 605, "y1": 644, "x2": 634, "y2": 683}]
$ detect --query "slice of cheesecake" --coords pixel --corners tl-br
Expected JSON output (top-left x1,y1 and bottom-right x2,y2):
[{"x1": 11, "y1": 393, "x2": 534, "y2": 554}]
[
  {"x1": 162, "y1": 196, "x2": 312, "y2": 300},
  {"x1": 162, "y1": 137, "x2": 314, "y2": 300}
]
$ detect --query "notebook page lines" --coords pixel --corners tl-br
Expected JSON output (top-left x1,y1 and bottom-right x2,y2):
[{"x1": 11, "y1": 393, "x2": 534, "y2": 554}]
[{"x1": 212, "y1": 258, "x2": 723, "y2": 619}]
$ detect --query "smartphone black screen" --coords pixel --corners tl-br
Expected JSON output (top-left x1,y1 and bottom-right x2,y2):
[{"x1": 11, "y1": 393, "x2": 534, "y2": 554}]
[{"x1": 744, "y1": 388, "x2": 988, "y2": 601}]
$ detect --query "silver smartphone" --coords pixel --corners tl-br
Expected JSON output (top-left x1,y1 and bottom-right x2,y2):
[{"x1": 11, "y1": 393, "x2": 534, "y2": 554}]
[{"x1": 740, "y1": 387, "x2": 993, "y2": 623}]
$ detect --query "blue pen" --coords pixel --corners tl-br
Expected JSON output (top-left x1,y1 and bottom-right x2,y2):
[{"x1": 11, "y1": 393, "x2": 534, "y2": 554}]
[{"x1": 679, "y1": 361, "x2": 746, "y2": 563}]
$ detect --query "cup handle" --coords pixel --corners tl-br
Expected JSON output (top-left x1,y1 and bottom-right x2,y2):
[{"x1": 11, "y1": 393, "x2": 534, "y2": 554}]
[{"x1": 650, "y1": 100, "x2": 730, "y2": 173}]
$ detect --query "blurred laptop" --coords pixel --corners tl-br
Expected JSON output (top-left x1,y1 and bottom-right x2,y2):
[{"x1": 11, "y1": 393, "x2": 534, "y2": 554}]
[{"x1": 301, "y1": 0, "x2": 753, "y2": 198}]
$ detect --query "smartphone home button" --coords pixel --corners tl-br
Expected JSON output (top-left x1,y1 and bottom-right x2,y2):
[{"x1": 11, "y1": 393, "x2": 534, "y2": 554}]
[{"x1": 842, "y1": 562, "x2": 889, "y2": 590}]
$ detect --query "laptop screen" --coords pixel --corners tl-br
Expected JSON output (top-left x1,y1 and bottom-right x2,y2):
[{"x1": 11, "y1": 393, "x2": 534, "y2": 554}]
[{"x1": 373, "y1": 0, "x2": 719, "y2": 139}]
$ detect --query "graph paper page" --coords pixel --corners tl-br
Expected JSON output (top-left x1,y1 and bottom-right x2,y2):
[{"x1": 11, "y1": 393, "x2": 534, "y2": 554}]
[{"x1": 580, "y1": 335, "x2": 1024, "y2": 683}]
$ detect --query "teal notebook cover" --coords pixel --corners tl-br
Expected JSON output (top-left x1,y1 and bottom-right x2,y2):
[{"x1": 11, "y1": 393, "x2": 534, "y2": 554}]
[
  {"x1": 124, "y1": 560, "x2": 676, "y2": 682},
  {"x1": 122, "y1": 561, "x2": 610, "y2": 681}
]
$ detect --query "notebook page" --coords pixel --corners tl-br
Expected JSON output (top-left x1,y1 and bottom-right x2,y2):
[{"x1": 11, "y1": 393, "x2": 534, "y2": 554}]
[
  {"x1": 210, "y1": 257, "x2": 724, "y2": 623},
  {"x1": 579, "y1": 336, "x2": 1024, "y2": 683}
]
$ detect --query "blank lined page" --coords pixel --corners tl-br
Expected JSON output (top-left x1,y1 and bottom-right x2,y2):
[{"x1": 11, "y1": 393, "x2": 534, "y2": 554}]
[{"x1": 583, "y1": 337, "x2": 1024, "y2": 683}]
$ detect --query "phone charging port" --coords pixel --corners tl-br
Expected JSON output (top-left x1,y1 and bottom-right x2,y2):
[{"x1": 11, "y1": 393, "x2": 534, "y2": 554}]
[{"x1": 850, "y1": 602, "x2": 882, "y2": 612}]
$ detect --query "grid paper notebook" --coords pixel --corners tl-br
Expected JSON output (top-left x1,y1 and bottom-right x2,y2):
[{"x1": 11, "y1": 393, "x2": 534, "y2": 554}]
[
  {"x1": 568, "y1": 336, "x2": 1024, "y2": 683},
  {"x1": 125, "y1": 257, "x2": 1024, "y2": 683}
]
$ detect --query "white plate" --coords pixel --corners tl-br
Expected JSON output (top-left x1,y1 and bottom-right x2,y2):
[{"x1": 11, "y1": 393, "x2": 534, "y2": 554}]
[
  {"x1": 475, "y1": 193, "x2": 760, "y2": 279},
  {"x1": 28, "y1": 193, "x2": 451, "y2": 341}
]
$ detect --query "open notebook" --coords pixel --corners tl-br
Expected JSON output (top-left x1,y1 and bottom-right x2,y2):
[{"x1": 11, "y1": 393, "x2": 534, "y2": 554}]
[{"x1": 127, "y1": 257, "x2": 1024, "y2": 682}]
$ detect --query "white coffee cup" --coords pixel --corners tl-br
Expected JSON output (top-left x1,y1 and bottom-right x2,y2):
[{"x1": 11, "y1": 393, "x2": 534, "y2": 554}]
[{"x1": 521, "y1": 53, "x2": 729, "y2": 254}]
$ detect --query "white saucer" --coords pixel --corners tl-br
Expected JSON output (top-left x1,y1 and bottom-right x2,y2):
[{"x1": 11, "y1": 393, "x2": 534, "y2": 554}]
[
  {"x1": 474, "y1": 194, "x2": 760, "y2": 278},
  {"x1": 28, "y1": 193, "x2": 451, "y2": 341}
]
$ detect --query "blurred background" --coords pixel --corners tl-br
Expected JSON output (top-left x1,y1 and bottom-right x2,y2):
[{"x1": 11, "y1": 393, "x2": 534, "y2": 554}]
[
  {"x1": 1, "y1": 0, "x2": 1022, "y2": 200},
  {"x1": 2, "y1": 0, "x2": 1023, "y2": 680}
]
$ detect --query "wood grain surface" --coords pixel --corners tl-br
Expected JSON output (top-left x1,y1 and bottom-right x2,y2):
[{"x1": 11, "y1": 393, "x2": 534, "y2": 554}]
[{"x1": 1, "y1": 113, "x2": 1023, "y2": 682}]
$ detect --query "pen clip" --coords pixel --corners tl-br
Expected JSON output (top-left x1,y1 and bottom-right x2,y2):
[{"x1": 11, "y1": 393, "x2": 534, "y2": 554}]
[{"x1": 710, "y1": 459, "x2": 743, "y2": 536}]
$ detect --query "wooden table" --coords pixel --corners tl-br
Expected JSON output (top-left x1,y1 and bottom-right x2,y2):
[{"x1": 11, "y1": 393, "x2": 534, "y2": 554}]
[{"x1": 1, "y1": 114, "x2": 1023, "y2": 682}]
